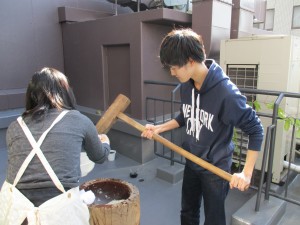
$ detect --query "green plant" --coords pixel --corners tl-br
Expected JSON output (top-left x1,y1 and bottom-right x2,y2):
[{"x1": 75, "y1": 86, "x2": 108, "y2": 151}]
[
  {"x1": 232, "y1": 128, "x2": 241, "y2": 169},
  {"x1": 265, "y1": 102, "x2": 300, "y2": 138},
  {"x1": 232, "y1": 129, "x2": 240, "y2": 154},
  {"x1": 248, "y1": 100, "x2": 261, "y2": 112},
  {"x1": 248, "y1": 100, "x2": 300, "y2": 138}
]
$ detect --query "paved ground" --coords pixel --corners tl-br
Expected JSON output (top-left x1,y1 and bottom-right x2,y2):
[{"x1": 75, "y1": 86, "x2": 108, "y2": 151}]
[{"x1": 71, "y1": 151, "x2": 257, "y2": 225}]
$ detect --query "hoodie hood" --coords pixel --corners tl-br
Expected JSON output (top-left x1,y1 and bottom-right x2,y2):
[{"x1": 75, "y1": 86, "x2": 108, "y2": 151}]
[{"x1": 193, "y1": 59, "x2": 229, "y2": 94}]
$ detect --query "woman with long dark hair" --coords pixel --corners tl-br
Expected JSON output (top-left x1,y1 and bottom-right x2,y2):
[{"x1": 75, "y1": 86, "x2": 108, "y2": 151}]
[{"x1": 2, "y1": 67, "x2": 110, "y2": 224}]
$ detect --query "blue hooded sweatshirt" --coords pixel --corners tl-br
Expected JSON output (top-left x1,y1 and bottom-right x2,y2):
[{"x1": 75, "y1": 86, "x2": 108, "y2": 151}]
[{"x1": 175, "y1": 60, "x2": 264, "y2": 172}]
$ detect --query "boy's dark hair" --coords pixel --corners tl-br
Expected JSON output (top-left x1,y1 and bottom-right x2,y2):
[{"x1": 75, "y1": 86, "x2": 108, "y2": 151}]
[
  {"x1": 23, "y1": 67, "x2": 76, "y2": 119},
  {"x1": 160, "y1": 28, "x2": 206, "y2": 68}
]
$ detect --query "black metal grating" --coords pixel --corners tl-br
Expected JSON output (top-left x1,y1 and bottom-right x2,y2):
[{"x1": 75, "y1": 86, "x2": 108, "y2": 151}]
[
  {"x1": 226, "y1": 64, "x2": 259, "y2": 164},
  {"x1": 227, "y1": 64, "x2": 258, "y2": 103}
]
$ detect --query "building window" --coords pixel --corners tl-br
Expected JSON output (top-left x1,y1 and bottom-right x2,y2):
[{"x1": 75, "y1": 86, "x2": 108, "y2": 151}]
[
  {"x1": 292, "y1": 5, "x2": 300, "y2": 29},
  {"x1": 265, "y1": 9, "x2": 274, "y2": 30}
]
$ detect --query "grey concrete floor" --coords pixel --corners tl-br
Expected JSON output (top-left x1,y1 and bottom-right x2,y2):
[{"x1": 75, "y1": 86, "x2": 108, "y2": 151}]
[
  {"x1": 80, "y1": 151, "x2": 259, "y2": 225},
  {"x1": 1, "y1": 149, "x2": 299, "y2": 225}
]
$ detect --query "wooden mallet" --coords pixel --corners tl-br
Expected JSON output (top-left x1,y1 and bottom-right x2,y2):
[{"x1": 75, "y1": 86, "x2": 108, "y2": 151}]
[{"x1": 96, "y1": 94, "x2": 232, "y2": 182}]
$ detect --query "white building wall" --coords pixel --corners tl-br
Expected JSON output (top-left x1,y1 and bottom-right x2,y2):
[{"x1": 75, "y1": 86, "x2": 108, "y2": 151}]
[{"x1": 266, "y1": 0, "x2": 300, "y2": 36}]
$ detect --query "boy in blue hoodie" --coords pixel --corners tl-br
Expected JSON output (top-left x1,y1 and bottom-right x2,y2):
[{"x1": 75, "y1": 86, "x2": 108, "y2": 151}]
[{"x1": 141, "y1": 28, "x2": 264, "y2": 225}]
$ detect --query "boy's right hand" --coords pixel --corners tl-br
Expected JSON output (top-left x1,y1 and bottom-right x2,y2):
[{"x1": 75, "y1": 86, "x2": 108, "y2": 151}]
[{"x1": 141, "y1": 124, "x2": 157, "y2": 139}]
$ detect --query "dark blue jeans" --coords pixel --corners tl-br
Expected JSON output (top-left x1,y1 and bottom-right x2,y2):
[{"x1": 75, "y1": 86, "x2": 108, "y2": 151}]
[{"x1": 181, "y1": 165, "x2": 229, "y2": 225}]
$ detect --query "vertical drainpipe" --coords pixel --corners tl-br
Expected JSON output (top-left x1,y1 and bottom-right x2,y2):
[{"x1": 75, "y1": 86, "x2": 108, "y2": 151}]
[
  {"x1": 114, "y1": 0, "x2": 118, "y2": 15},
  {"x1": 191, "y1": 0, "x2": 233, "y2": 61},
  {"x1": 230, "y1": 0, "x2": 255, "y2": 39}
]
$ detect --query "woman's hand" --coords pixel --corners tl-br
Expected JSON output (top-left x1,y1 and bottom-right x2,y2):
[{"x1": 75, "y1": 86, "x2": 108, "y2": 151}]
[{"x1": 98, "y1": 134, "x2": 110, "y2": 145}]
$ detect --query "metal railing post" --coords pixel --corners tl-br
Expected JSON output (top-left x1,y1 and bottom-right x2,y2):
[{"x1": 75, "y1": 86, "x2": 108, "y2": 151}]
[
  {"x1": 255, "y1": 125, "x2": 275, "y2": 211},
  {"x1": 265, "y1": 93, "x2": 285, "y2": 200},
  {"x1": 285, "y1": 124, "x2": 296, "y2": 198},
  {"x1": 170, "y1": 84, "x2": 181, "y2": 166},
  {"x1": 114, "y1": 0, "x2": 118, "y2": 16}
]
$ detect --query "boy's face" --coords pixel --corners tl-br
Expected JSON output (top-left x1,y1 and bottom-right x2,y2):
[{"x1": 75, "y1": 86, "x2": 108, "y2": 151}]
[{"x1": 168, "y1": 62, "x2": 193, "y2": 83}]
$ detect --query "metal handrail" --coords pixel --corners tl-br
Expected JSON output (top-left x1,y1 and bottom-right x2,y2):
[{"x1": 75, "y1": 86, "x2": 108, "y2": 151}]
[
  {"x1": 255, "y1": 124, "x2": 275, "y2": 211},
  {"x1": 265, "y1": 93, "x2": 284, "y2": 200},
  {"x1": 170, "y1": 84, "x2": 181, "y2": 165}
]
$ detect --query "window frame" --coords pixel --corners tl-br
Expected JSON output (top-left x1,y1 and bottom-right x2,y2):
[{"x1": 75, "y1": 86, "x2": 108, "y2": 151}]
[
  {"x1": 264, "y1": 8, "x2": 275, "y2": 31},
  {"x1": 292, "y1": 5, "x2": 300, "y2": 29}
]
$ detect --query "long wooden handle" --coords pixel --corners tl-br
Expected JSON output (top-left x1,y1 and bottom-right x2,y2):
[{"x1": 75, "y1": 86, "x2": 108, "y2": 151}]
[{"x1": 117, "y1": 112, "x2": 232, "y2": 182}]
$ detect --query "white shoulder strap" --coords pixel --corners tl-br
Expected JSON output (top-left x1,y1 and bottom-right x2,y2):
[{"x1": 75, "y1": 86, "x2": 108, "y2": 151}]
[{"x1": 14, "y1": 110, "x2": 69, "y2": 193}]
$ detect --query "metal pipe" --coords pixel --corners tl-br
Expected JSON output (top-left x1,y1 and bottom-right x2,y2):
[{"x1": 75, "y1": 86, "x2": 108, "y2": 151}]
[
  {"x1": 145, "y1": 82, "x2": 300, "y2": 99},
  {"x1": 170, "y1": 84, "x2": 181, "y2": 166},
  {"x1": 144, "y1": 80, "x2": 179, "y2": 87},
  {"x1": 115, "y1": 0, "x2": 118, "y2": 16},
  {"x1": 252, "y1": 185, "x2": 300, "y2": 207},
  {"x1": 265, "y1": 93, "x2": 285, "y2": 200},
  {"x1": 255, "y1": 124, "x2": 275, "y2": 211},
  {"x1": 240, "y1": 88, "x2": 300, "y2": 98},
  {"x1": 186, "y1": 0, "x2": 190, "y2": 12},
  {"x1": 283, "y1": 161, "x2": 300, "y2": 173},
  {"x1": 137, "y1": 0, "x2": 140, "y2": 12},
  {"x1": 284, "y1": 124, "x2": 296, "y2": 197}
]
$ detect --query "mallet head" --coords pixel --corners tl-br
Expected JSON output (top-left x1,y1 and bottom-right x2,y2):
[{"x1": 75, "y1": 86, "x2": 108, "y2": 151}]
[{"x1": 96, "y1": 94, "x2": 131, "y2": 134}]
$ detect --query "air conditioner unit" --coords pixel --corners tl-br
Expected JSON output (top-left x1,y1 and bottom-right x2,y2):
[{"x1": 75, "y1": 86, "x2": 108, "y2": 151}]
[{"x1": 220, "y1": 35, "x2": 300, "y2": 183}]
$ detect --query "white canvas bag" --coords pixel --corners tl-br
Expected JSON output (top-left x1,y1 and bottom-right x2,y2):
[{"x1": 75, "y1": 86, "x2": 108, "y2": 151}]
[{"x1": 0, "y1": 111, "x2": 90, "y2": 225}]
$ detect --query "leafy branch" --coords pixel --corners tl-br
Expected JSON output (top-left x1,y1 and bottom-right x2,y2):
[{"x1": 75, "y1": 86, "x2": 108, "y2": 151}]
[
  {"x1": 265, "y1": 102, "x2": 300, "y2": 138},
  {"x1": 249, "y1": 100, "x2": 300, "y2": 138}
]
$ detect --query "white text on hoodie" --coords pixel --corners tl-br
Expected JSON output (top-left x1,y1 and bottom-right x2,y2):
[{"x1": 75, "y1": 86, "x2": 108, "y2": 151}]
[{"x1": 182, "y1": 89, "x2": 214, "y2": 141}]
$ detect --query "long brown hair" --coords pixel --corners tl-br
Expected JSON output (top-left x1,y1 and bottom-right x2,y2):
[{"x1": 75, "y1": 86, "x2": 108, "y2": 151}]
[{"x1": 23, "y1": 67, "x2": 76, "y2": 119}]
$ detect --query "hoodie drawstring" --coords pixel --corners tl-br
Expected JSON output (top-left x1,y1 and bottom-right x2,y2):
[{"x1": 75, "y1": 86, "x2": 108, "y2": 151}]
[{"x1": 191, "y1": 88, "x2": 200, "y2": 141}]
